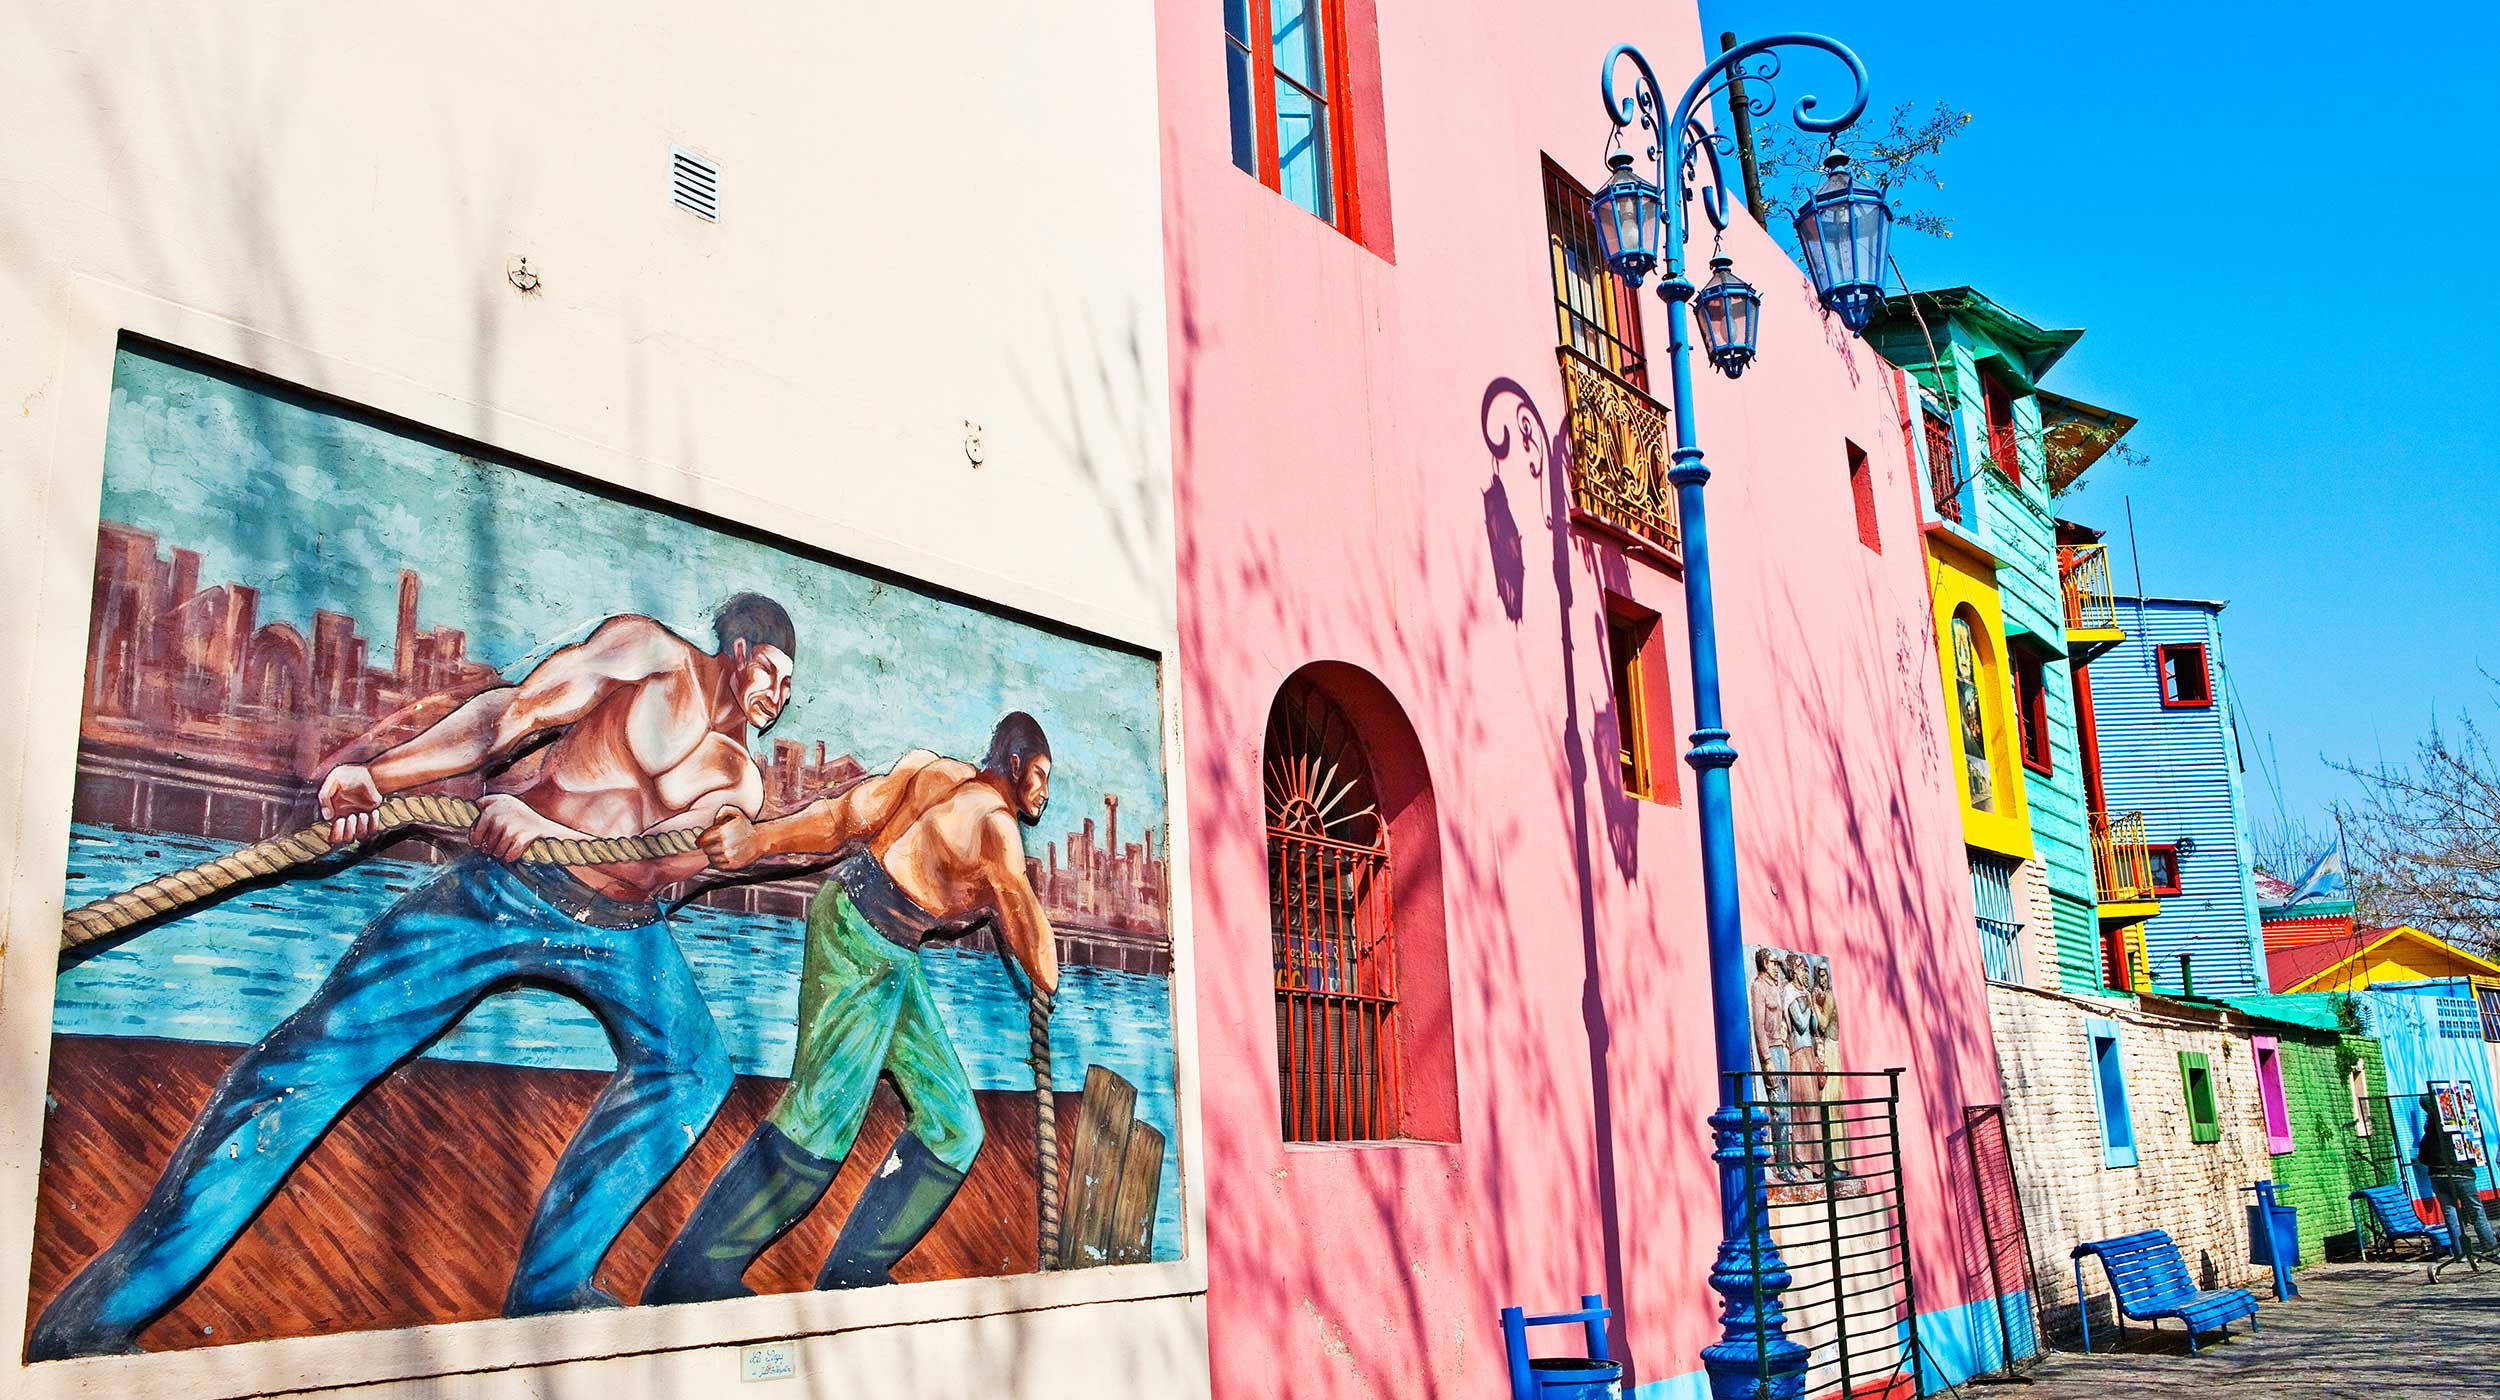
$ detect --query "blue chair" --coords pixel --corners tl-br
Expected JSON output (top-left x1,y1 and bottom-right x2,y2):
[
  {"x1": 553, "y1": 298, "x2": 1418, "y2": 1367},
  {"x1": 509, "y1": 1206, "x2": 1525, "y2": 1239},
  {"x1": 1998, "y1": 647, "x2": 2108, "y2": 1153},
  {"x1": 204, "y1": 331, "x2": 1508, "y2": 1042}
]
[
  {"x1": 2349, "y1": 1184, "x2": 2450, "y2": 1260},
  {"x1": 2071, "y1": 1230, "x2": 2260, "y2": 1355},
  {"x1": 1501, "y1": 1295, "x2": 1621, "y2": 1399}
]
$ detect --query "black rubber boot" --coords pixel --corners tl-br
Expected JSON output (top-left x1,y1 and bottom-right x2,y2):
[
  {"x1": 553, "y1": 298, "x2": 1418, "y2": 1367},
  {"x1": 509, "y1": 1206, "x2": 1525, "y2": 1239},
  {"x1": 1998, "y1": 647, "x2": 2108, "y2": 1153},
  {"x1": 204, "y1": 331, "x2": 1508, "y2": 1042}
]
[
  {"x1": 815, "y1": 1133, "x2": 969, "y2": 1290},
  {"x1": 644, "y1": 1123, "x2": 837, "y2": 1305}
]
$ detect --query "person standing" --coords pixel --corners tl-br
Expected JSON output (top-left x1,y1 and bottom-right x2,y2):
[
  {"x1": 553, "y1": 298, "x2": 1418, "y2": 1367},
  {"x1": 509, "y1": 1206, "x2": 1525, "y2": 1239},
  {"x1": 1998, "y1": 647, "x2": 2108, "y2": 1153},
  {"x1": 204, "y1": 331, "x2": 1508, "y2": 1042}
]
[
  {"x1": 644, "y1": 712, "x2": 1059, "y2": 1302},
  {"x1": 2420, "y1": 1092, "x2": 2497, "y2": 1260},
  {"x1": 1749, "y1": 950, "x2": 1793, "y2": 1180}
]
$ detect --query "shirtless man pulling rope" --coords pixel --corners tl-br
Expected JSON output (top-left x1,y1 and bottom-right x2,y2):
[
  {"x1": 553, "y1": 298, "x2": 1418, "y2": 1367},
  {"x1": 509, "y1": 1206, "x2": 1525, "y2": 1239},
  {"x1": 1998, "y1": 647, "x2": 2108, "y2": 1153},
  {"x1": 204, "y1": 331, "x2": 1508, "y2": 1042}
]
[{"x1": 30, "y1": 594, "x2": 797, "y2": 1359}]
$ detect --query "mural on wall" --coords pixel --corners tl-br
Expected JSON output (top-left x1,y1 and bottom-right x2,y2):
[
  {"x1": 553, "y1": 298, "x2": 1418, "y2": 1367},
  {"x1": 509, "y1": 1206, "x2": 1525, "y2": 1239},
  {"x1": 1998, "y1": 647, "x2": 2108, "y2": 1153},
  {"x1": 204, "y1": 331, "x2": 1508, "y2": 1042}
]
[
  {"x1": 1746, "y1": 945, "x2": 1853, "y2": 1200},
  {"x1": 26, "y1": 343, "x2": 1181, "y2": 1361},
  {"x1": 1950, "y1": 615, "x2": 1993, "y2": 812}
]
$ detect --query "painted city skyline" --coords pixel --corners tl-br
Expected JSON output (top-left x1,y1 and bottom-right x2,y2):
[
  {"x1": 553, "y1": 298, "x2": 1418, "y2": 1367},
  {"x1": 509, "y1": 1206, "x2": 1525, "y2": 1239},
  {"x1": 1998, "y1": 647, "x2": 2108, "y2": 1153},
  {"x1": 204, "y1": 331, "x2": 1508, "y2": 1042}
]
[{"x1": 92, "y1": 343, "x2": 1168, "y2": 840}]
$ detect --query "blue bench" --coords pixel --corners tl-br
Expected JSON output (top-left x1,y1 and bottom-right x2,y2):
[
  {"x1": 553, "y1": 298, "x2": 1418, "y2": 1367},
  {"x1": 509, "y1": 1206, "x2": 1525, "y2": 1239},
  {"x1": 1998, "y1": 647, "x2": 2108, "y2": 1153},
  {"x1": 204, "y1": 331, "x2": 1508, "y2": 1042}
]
[
  {"x1": 2071, "y1": 1230, "x2": 2260, "y2": 1355},
  {"x1": 2350, "y1": 1184, "x2": 2451, "y2": 1260}
]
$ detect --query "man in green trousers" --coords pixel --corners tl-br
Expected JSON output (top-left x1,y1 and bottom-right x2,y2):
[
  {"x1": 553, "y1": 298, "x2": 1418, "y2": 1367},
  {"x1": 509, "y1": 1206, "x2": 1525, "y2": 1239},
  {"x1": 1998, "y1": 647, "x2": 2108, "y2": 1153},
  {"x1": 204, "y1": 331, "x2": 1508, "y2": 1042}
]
[{"x1": 645, "y1": 712, "x2": 1059, "y2": 1301}]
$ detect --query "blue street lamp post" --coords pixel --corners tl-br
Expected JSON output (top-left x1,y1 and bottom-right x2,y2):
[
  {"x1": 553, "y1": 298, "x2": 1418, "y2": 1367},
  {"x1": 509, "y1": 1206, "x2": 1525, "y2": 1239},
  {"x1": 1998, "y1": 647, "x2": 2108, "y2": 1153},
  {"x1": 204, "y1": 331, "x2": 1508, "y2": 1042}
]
[{"x1": 1588, "y1": 35, "x2": 1891, "y2": 1400}]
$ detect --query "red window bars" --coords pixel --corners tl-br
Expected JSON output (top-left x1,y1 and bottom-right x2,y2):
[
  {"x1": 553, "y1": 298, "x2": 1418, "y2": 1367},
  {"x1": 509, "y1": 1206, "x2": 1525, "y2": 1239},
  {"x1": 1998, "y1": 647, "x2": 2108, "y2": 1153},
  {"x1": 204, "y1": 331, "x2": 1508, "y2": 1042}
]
[
  {"x1": 1921, "y1": 406, "x2": 1962, "y2": 523},
  {"x1": 1265, "y1": 679, "x2": 1401, "y2": 1142},
  {"x1": 1983, "y1": 368, "x2": 2020, "y2": 481}
]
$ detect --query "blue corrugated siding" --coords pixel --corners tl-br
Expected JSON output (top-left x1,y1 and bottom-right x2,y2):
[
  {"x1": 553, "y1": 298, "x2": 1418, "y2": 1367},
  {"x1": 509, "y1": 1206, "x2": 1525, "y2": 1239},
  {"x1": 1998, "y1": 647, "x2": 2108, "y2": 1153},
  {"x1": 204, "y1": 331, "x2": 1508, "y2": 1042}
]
[
  {"x1": 1972, "y1": 853, "x2": 2020, "y2": 983},
  {"x1": 2089, "y1": 599, "x2": 2267, "y2": 994}
]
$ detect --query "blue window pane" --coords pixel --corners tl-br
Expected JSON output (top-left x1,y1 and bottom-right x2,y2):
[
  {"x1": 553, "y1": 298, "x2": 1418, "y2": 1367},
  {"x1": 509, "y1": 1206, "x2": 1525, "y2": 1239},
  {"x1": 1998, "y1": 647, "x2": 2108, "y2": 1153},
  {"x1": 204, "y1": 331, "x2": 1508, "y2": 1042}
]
[
  {"x1": 1223, "y1": 0, "x2": 1250, "y2": 42},
  {"x1": 1226, "y1": 42, "x2": 1257, "y2": 175},
  {"x1": 1270, "y1": 0, "x2": 1326, "y2": 95},
  {"x1": 1273, "y1": 79, "x2": 1332, "y2": 221}
]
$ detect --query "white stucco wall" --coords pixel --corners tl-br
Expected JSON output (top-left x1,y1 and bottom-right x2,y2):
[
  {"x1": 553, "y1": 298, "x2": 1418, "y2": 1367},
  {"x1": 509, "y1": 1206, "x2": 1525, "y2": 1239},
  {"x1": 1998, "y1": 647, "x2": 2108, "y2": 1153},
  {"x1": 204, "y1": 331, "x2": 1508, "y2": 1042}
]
[{"x1": 0, "y1": 3, "x2": 1202, "y2": 1397}]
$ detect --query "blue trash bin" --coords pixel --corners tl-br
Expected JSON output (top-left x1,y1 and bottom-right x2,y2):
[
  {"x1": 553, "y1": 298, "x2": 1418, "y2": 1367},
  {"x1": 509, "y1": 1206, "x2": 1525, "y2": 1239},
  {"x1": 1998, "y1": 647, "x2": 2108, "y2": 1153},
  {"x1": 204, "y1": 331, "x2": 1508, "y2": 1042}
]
[
  {"x1": 1527, "y1": 1357, "x2": 1623, "y2": 1399},
  {"x1": 2248, "y1": 1200, "x2": 2301, "y2": 1268}
]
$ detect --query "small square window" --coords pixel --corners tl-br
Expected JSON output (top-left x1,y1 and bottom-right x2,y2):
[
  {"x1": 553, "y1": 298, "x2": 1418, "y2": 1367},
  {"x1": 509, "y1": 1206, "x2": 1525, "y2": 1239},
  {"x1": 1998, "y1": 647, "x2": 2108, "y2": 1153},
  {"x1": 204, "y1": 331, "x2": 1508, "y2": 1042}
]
[
  {"x1": 2158, "y1": 643, "x2": 2213, "y2": 707},
  {"x1": 2146, "y1": 844, "x2": 2183, "y2": 897},
  {"x1": 1846, "y1": 441, "x2": 1880, "y2": 553},
  {"x1": 2013, "y1": 650, "x2": 2052, "y2": 775}
]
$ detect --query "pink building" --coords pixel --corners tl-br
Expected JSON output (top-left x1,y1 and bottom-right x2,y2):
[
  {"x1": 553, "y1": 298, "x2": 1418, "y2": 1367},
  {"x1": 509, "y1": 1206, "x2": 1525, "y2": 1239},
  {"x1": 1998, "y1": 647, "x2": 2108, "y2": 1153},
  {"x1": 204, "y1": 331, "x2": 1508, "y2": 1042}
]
[{"x1": 1158, "y1": 1, "x2": 2014, "y2": 1394}]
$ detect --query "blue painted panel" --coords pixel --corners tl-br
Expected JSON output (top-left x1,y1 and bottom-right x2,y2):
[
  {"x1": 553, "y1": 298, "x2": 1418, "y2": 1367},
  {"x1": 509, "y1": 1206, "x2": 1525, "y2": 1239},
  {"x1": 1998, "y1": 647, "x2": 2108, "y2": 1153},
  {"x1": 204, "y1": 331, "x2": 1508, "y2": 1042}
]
[
  {"x1": 2362, "y1": 983, "x2": 2500, "y2": 1196},
  {"x1": 2087, "y1": 599, "x2": 2267, "y2": 993}
]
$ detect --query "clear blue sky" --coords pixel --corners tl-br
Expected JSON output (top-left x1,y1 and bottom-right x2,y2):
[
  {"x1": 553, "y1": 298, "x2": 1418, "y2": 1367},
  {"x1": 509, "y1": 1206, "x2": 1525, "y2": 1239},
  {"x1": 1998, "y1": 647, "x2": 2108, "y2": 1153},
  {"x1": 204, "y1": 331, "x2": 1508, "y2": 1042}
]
[{"x1": 1700, "y1": 0, "x2": 2500, "y2": 837}]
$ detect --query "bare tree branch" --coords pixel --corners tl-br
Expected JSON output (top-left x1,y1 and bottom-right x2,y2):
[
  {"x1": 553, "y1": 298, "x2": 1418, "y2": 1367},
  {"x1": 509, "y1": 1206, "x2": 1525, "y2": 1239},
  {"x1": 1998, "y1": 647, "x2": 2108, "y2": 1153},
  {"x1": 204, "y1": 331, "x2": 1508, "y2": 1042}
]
[{"x1": 2333, "y1": 694, "x2": 2500, "y2": 957}]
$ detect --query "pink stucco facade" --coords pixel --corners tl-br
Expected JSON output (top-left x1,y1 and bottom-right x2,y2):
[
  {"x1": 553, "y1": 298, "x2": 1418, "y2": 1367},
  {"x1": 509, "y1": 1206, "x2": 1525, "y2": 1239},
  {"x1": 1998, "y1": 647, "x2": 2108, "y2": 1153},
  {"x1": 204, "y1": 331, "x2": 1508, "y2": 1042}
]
[{"x1": 1158, "y1": 1, "x2": 2012, "y2": 1395}]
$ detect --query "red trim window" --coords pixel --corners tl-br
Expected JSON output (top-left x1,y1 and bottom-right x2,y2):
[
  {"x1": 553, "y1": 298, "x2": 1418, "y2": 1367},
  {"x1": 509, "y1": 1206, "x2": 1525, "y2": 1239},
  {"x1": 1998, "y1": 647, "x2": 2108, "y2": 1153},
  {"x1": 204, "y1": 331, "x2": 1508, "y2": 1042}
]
[
  {"x1": 1921, "y1": 405, "x2": 1963, "y2": 524},
  {"x1": 1225, "y1": 0, "x2": 1358, "y2": 232},
  {"x1": 2013, "y1": 649, "x2": 2053, "y2": 774},
  {"x1": 2146, "y1": 844, "x2": 2183, "y2": 897},
  {"x1": 1847, "y1": 441, "x2": 1880, "y2": 553},
  {"x1": 2100, "y1": 927, "x2": 2134, "y2": 992},
  {"x1": 1981, "y1": 367, "x2": 2020, "y2": 481},
  {"x1": 2158, "y1": 643, "x2": 2213, "y2": 708},
  {"x1": 1265, "y1": 677, "x2": 1401, "y2": 1142}
]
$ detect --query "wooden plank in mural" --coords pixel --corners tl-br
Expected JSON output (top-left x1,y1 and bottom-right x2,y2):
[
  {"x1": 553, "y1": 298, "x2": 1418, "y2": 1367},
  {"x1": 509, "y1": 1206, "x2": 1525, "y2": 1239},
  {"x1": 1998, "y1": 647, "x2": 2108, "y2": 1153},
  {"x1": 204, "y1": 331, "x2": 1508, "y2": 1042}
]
[
  {"x1": 1060, "y1": 1065, "x2": 1140, "y2": 1269},
  {"x1": 1108, "y1": 1121, "x2": 1166, "y2": 1266}
]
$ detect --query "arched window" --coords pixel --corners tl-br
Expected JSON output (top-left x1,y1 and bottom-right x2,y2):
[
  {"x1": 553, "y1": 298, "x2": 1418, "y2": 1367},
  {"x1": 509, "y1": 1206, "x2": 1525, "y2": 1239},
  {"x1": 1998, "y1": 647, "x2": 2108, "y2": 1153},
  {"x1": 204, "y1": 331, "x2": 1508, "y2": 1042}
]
[
  {"x1": 1265, "y1": 676, "x2": 1400, "y2": 1142},
  {"x1": 1949, "y1": 608, "x2": 1998, "y2": 814}
]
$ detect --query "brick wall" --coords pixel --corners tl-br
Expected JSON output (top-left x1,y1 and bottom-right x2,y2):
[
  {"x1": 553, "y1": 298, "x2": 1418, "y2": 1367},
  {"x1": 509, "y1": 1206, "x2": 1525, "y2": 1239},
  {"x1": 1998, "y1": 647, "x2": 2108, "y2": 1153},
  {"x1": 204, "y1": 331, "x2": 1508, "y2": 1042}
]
[
  {"x1": 1986, "y1": 984, "x2": 2276, "y2": 1334},
  {"x1": 2267, "y1": 1030, "x2": 2391, "y2": 1263}
]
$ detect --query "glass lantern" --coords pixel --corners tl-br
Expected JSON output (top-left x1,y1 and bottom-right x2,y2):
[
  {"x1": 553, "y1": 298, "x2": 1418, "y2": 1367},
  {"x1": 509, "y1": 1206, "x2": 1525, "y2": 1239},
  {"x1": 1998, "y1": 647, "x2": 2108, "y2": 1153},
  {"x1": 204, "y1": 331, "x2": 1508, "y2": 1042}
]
[
  {"x1": 1589, "y1": 152, "x2": 1663, "y2": 288},
  {"x1": 1793, "y1": 151, "x2": 1893, "y2": 334},
  {"x1": 1693, "y1": 255, "x2": 1762, "y2": 378}
]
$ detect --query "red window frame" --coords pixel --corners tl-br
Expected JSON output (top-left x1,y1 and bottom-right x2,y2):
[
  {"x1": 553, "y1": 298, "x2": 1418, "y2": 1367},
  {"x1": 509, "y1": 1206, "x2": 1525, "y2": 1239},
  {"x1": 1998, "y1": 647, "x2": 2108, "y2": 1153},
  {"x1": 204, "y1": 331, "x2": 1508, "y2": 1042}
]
[
  {"x1": 1224, "y1": 0, "x2": 1361, "y2": 236},
  {"x1": 1847, "y1": 441, "x2": 1880, "y2": 553},
  {"x1": 1265, "y1": 679, "x2": 1402, "y2": 1142},
  {"x1": 1602, "y1": 596, "x2": 1680, "y2": 806},
  {"x1": 2100, "y1": 926, "x2": 2134, "y2": 992},
  {"x1": 2014, "y1": 650, "x2": 2053, "y2": 775},
  {"x1": 2158, "y1": 643, "x2": 2213, "y2": 708},
  {"x1": 2146, "y1": 844, "x2": 2183, "y2": 897},
  {"x1": 1982, "y1": 367, "x2": 2020, "y2": 482},
  {"x1": 1921, "y1": 405, "x2": 1963, "y2": 524}
]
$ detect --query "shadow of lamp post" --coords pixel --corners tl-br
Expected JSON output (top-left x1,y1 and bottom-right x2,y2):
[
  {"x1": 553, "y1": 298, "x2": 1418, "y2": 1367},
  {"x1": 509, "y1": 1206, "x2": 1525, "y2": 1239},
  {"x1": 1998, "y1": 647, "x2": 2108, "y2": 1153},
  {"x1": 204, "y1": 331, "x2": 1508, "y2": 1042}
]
[{"x1": 1588, "y1": 33, "x2": 1892, "y2": 1400}]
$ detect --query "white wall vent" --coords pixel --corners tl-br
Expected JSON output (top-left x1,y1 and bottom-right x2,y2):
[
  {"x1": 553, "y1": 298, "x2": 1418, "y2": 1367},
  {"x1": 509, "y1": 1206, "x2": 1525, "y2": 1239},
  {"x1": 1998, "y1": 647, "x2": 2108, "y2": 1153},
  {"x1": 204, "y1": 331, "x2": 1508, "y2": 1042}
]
[{"x1": 670, "y1": 146, "x2": 720, "y2": 221}]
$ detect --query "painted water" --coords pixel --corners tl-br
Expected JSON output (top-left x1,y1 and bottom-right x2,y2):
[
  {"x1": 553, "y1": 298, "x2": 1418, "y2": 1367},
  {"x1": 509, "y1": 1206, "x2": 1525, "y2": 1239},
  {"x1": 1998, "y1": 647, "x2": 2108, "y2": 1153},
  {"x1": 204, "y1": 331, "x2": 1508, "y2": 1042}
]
[{"x1": 56, "y1": 824, "x2": 1183, "y2": 1260}]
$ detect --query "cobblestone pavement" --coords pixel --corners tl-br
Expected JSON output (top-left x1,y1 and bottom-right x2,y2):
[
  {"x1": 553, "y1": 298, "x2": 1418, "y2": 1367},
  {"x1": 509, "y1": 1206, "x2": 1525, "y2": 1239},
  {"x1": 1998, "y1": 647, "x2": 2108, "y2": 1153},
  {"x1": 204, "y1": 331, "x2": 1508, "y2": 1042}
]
[{"x1": 1987, "y1": 1262, "x2": 2499, "y2": 1399}]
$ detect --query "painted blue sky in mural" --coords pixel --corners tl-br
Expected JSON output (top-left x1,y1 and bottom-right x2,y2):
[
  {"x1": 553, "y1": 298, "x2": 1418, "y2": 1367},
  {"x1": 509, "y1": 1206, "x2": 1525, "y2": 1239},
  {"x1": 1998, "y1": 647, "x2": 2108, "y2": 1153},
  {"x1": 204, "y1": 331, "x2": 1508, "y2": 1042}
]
[{"x1": 97, "y1": 345, "x2": 1167, "y2": 837}]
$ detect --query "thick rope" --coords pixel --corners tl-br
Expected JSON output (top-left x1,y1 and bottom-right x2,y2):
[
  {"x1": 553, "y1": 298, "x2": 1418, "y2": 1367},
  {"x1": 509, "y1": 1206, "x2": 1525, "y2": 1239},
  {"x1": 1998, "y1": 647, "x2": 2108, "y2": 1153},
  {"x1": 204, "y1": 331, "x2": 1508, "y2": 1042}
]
[
  {"x1": 60, "y1": 793, "x2": 699, "y2": 949},
  {"x1": 1032, "y1": 988, "x2": 1060, "y2": 1270}
]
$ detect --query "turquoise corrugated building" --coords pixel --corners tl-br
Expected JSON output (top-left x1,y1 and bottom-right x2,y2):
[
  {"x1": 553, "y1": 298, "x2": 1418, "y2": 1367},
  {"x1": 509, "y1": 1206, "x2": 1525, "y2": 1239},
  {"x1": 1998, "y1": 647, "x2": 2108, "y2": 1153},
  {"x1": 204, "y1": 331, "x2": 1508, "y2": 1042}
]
[
  {"x1": 2090, "y1": 597, "x2": 2270, "y2": 994},
  {"x1": 1868, "y1": 288, "x2": 2130, "y2": 995}
]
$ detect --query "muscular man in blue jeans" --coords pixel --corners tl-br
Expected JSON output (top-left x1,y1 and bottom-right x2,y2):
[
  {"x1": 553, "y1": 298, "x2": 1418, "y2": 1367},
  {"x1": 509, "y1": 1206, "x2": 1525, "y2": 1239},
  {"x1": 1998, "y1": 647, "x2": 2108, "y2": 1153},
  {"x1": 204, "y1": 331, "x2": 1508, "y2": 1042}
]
[{"x1": 29, "y1": 594, "x2": 798, "y2": 1359}]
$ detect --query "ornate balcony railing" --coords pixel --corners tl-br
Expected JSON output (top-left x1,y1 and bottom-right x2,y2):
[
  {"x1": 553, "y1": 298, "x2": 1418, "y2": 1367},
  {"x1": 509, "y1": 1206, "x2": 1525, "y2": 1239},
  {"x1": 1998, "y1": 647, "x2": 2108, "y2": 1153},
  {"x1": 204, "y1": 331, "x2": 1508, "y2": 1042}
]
[
  {"x1": 1556, "y1": 346, "x2": 1680, "y2": 558},
  {"x1": 2060, "y1": 544, "x2": 2119, "y2": 633},
  {"x1": 2092, "y1": 809, "x2": 2158, "y2": 906}
]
